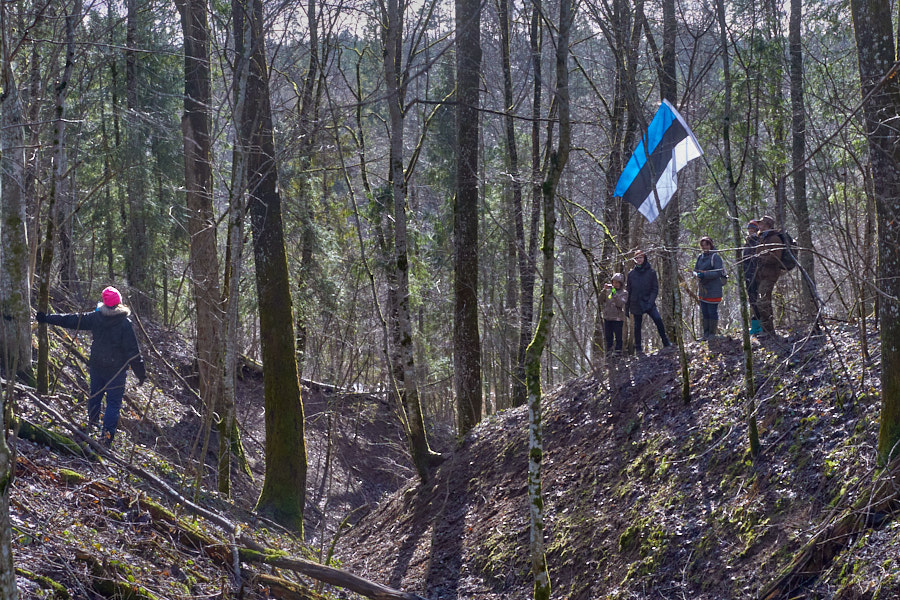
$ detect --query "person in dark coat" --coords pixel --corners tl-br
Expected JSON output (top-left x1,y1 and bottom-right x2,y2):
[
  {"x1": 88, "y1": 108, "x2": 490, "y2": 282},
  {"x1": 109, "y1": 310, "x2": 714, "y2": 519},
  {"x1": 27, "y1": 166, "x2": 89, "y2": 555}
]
[
  {"x1": 743, "y1": 220, "x2": 762, "y2": 334},
  {"x1": 754, "y1": 215, "x2": 785, "y2": 335},
  {"x1": 601, "y1": 272, "x2": 629, "y2": 354},
  {"x1": 626, "y1": 250, "x2": 672, "y2": 354},
  {"x1": 36, "y1": 286, "x2": 146, "y2": 447},
  {"x1": 694, "y1": 236, "x2": 727, "y2": 340}
]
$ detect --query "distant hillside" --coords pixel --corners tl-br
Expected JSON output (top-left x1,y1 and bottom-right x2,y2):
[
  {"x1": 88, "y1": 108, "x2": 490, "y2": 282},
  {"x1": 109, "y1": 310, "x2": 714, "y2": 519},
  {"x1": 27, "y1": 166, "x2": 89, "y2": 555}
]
[{"x1": 336, "y1": 327, "x2": 899, "y2": 600}]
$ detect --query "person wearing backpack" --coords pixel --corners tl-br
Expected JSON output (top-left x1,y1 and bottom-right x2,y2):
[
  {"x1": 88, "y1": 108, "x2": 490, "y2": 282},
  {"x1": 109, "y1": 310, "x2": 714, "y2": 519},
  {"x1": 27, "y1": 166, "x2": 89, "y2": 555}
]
[
  {"x1": 754, "y1": 215, "x2": 784, "y2": 335},
  {"x1": 626, "y1": 249, "x2": 672, "y2": 354},
  {"x1": 694, "y1": 236, "x2": 727, "y2": 340},
  {"x1": 36, "y1": 286, "x2": 146, "y2": 448}
]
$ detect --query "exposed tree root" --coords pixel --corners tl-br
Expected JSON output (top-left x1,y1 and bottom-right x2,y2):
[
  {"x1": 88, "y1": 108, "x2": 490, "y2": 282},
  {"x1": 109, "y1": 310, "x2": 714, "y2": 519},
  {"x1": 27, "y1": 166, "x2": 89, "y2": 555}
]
[{"x1": 761, "y1": 460, "x2": 900, "y2": 599}]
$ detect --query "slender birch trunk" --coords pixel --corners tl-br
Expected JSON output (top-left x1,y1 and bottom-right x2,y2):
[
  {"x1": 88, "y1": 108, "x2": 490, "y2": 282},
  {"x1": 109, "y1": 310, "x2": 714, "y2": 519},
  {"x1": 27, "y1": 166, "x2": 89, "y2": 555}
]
[{"x1": 526, "y1": 0, "x2": 571, "y2": 596}]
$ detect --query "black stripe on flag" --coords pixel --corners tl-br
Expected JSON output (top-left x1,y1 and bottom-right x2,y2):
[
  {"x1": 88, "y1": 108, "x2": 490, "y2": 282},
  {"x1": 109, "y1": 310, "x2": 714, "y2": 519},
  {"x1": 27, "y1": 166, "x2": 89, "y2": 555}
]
[{"x1": 620, "y1": 118, "x2": 689, "y2": 212}]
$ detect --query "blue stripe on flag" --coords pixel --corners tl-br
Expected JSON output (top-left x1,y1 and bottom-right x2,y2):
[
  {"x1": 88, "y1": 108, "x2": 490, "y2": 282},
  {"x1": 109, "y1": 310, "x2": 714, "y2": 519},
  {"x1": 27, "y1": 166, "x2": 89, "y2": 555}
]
[{"x1": 614, "y1": 100, "x2": 703, "y2": 222}]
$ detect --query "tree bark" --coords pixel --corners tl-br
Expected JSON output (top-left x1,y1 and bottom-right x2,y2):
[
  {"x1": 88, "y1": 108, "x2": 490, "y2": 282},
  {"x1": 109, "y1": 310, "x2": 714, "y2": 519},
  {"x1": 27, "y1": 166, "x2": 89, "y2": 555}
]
[
  {"x1": 790, "y1": 0, "x2": 817, "y2": 323},
  {"x1": 526, "y1": 0, "x2": 571, "y2": 596},
  {"x1": 850, "y1": 0, "x2": 900, "y2": 463},
  {"x1": 716, "y1": 0, "x2": 759, "y2": 457},
  {"x1": 55, "y1": 0, "x2": 82, "y2": 298},
  {"x1": 235, "y1": 0, "x2": 308, "y2": 531},
  {"x1": 0, "y1": 20, "x2": 32, "y2": 384},
  {"x1": 513, "y1": 0, "x2": 544, "y2": 407},
  {"x1": 176, "y1": 0, "x2": 228, "y2": 493},
  {"x1": 125, "y1": 0, "x2": 150, "y2": 315},
  {"x1": 382, "y1": 0, "x2": 440, "y2": 482},
  {"x1": 454, "y1": 0, "x2": 483, "y2": 435}
]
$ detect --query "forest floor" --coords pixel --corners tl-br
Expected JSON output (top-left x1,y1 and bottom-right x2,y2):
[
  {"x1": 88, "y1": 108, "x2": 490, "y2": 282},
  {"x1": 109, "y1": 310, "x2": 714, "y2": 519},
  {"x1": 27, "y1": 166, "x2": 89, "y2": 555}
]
[{"x1": 9, "y1": 314, "x2": 900, "y2": 599}]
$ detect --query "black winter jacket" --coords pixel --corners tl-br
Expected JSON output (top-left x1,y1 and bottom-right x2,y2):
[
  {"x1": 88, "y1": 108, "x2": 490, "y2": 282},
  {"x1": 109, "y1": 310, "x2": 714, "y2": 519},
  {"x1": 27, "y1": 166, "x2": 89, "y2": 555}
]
[
  {"x1": 44, "y1": 304, "x2": 146, "y2": 380},
  {"x1": 626, "y1": 260, "x2": 659, "y2": 315}
]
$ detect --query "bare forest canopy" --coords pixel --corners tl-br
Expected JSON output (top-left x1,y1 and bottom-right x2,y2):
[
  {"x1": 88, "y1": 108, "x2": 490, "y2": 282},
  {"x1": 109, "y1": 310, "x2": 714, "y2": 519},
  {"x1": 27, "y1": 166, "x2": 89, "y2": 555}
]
[{"x1": 1, "y1": 0, "x2": 886, "y2": 413}]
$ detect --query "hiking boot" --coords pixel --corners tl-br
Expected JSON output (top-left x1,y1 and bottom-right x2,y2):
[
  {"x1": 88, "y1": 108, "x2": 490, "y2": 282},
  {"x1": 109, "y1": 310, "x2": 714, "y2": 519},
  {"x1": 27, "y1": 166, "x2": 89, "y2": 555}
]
[{"x1": 101, "y1": 430, "x2": 114, "y2": 449}]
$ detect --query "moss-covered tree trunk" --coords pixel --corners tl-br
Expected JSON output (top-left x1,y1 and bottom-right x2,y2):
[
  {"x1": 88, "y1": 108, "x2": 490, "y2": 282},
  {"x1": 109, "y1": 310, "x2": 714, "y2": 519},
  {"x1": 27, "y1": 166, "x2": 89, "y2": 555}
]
[
  {"x1": 1, "y1": 33, "x2": 32, "y2": 385},
  {"x1": 235, "y1": 0, "x2": 308, "y2": 532},
  {"x1": 525, "y1": 0, "x2": 571, "y2": 596},
  {"x1": 716, "y1": 0, "x2": 759, "y2": 457},
  {"x1": 850, "y1": 0, "x2": 900, "y2": 463}
]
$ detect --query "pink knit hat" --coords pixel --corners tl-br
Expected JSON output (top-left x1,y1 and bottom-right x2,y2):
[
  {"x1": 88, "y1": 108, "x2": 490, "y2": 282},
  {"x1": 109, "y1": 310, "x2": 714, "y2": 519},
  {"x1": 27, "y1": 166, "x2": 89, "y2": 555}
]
[{"x1": 101, "y1": 286, "x2": 122, "y2": 307}]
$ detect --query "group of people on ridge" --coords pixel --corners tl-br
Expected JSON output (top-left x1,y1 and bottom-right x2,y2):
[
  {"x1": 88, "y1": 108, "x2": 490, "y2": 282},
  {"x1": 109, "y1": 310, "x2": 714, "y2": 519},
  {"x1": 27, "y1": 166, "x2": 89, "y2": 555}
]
[{"x1": 600, "y1": 213, "x2": 787, "y2": 357}]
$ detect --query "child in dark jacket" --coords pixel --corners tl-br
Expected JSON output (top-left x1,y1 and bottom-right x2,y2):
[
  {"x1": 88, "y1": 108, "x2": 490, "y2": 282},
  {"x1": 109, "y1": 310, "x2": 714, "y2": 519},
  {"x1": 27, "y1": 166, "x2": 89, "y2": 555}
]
[{"x1": 37, "y1": 286, "x2": 146, "y2": 447}]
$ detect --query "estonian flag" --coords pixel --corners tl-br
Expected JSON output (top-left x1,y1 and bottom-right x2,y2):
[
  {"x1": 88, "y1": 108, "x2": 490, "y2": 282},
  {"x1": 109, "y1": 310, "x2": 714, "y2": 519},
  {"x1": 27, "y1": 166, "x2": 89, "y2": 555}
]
[{"x1": 614, "y1": 100, "x2": 703, "y2": 223}]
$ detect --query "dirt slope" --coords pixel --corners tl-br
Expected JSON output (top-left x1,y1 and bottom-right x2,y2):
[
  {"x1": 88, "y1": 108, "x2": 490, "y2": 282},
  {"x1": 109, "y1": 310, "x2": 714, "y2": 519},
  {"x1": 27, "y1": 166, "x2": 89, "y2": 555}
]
[{"x1": 337, "y1": 327, "x2": 899, "y2": 599}]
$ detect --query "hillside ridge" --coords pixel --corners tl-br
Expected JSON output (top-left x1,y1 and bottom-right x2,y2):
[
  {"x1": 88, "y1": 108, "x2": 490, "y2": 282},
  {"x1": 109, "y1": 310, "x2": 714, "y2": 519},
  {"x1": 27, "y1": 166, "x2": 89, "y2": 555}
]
[{"x1": 337, "y1": 327, "x2": 896, "y2": 600}]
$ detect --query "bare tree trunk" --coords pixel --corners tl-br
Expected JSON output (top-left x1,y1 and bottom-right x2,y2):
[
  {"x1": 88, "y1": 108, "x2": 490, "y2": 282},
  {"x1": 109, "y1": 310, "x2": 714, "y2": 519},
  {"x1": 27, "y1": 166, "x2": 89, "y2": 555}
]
[
  {"x1": 499, "y1": 0, "x2": 520, "y2": 407},
  {"x1": 176, "y1": 0, "x2": 227, "y2": 492},
  {"x1": 454, "y1": 0, "x2": 483, "y2": 435},
  {"x1": 790, "y1": 0, "x2": 817, "y2": 323},
  {"x1": 526, "y1": 0, "x2": 571, "y2": 596},
  {"x1": 513, "y1": 0, "x2": 543, "y2": 407},
  {"x1": 125, "y1": 0, "x2": 150, "y2": 315},
  {"x1": 294, "y1": 0, "x2": 322, "y2": 377},
  {"x1": 850, "y1": 0, "x2": 900, "y2": 463},
  {"x1": 382, "y1": 0, "x2": 440, "y2": 482},
  {"x1": 656, "y1": 0, "x2": 679, "y2": 335},
  {"x1": 235, "y1": 0, "x2": 308, "y2": 531},
  {"x1": 55, "y1": 0, "x2": 82, "y2": 298}
]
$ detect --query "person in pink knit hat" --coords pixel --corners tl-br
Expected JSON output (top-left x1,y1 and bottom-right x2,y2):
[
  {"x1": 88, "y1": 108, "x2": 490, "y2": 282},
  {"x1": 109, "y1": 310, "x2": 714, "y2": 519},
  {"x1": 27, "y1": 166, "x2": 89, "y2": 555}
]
[{"x1": 36, "y1": 286, "x2": 146, "y2": 448}]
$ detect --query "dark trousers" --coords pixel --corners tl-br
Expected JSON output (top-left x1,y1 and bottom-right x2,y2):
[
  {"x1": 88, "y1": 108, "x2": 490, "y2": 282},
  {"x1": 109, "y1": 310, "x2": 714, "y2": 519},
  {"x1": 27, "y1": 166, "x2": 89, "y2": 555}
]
[
  {"x1": 604, "y1": 320, "x2": 624, "y2": 352},
  {"x1": 746, "y1": 277, "x2": 759, "y2": 319},
  {"x1": 89, "y1": 366, "x2": 129, "y2": 440},
  {"x1": 757, "y1": 276, "x2": 779, "y2": 332},
  {"x1": 700, "y1": 301, "x2": 719, "y2": 320},
  {"x1": 633, "y1": 305, "x2": 670, "y2": 352}
]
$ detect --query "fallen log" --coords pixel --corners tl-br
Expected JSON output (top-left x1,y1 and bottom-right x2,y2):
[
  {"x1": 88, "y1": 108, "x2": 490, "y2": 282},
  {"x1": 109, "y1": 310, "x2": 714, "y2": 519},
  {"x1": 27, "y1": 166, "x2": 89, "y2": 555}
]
[{"x1": 239, "y1": 537, "x2": 428, "y2": 600}]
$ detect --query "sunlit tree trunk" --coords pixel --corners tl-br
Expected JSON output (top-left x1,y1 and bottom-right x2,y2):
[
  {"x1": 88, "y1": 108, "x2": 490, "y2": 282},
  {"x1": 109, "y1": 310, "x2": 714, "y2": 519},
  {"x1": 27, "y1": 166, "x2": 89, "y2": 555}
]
[
  {"x1": 382, "y1": 0, "x2": 440, "y2": 481},
  {"x1": 235, "y1": 0, "x2": 308, "y2": 531},
  {"x1": 454, "y1": 0, "x2": 482, "y2": 435},
  {"x1": 526, "y1": 0, "x2": 571, "y2": 596},
  {"x1": 850, "y1": 0, "x2": 900, "y2": 463}
]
